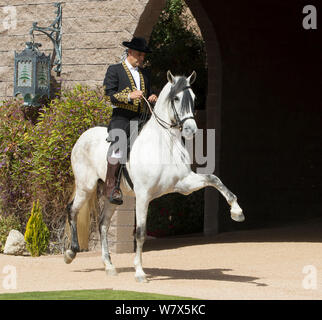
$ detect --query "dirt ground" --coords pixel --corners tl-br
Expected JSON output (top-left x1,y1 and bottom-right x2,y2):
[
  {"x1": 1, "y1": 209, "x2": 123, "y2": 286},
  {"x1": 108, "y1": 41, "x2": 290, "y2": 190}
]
[{"x1": 1, "y1": 218, "x2": 322, "y2": 300}]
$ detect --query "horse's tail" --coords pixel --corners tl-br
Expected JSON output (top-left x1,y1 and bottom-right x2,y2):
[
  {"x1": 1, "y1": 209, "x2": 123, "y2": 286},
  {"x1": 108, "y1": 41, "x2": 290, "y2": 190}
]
[{"x1": 65, "y1": 182, "x2": 99, "y2": 251}]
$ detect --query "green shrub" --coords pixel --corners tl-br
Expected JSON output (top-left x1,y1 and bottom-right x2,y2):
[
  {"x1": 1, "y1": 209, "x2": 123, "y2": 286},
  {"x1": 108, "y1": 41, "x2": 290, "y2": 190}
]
[
  {"x1": 0, "y1": 214, "x2": 22, "y2": 253},
  {"x1": 147, "y1": 0, "x2": 207, "y2": 110},
  {"x1": 24, "y1": 200, "x2": 50, "y2": 256},
  {"x1": 0, "y1": 98, "x2": 34, "y2": 218}
]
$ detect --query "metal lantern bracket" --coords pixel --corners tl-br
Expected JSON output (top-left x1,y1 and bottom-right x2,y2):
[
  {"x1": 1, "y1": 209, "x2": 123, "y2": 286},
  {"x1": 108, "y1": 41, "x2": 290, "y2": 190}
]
[{"x1": 29, "y1": 2, "x2": 62, "y2": 75}]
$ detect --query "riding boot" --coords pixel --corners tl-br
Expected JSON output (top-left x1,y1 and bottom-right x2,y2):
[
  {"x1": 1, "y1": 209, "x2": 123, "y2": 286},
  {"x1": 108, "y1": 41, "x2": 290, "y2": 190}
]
[{"x1": 104, "y1": 161, "x2": 123, "y2": 205}]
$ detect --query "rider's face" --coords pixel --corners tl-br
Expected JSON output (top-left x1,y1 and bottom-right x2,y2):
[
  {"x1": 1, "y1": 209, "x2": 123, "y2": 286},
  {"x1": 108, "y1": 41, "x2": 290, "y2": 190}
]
[{"x1": 127, "y1": 49, "x2": 145, "y2": 68}]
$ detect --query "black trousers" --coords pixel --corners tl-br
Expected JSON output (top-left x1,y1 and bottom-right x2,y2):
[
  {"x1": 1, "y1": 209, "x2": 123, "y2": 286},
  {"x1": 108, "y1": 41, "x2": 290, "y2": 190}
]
[{"x1": 106, "y1": 108, "x2": 147, "y2": 161}]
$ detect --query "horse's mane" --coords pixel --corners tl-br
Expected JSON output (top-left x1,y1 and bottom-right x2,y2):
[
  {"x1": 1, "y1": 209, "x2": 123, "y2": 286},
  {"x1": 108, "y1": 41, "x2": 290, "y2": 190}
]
[{"x1": 167, "y1": 76, "x2": 194, "y2": 114}]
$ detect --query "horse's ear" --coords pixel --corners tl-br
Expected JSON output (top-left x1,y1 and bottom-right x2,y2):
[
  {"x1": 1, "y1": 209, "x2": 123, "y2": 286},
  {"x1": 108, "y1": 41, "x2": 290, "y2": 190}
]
[
  {"x1": 167, "y1": 70, "x2": 175, "y2": 84},
  {"x1": 188, "y1": 71, "x2": 197, "y2": 85}
]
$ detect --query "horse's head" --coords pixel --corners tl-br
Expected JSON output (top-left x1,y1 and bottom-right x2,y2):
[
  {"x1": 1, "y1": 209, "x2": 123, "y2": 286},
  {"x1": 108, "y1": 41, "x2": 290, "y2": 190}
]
[{"x1": 166, "y1": 70, "x2": 198, "y2": 140}]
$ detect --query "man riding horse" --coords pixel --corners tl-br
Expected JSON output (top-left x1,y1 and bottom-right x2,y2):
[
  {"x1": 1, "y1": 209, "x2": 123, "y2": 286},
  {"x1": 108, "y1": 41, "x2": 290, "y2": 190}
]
[
  {"x1": 103, "y1": 37, "x2": 158, "y2": 205},
  {"x1": 65, "y1": 59, "x2": 245, "y2": 277}
]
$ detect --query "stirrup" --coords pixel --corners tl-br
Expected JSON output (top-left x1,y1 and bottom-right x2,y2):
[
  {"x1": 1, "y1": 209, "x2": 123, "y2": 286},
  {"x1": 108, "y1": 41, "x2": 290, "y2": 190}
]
[{"x1": 109, "y1": 186, "x2": 123, "y2": 205}]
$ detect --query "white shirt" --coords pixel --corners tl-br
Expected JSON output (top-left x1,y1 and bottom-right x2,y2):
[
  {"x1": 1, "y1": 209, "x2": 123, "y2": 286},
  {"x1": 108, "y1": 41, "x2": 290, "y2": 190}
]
[{"x1": 125, "y1": 58, "x2": 140, "y2": 90}]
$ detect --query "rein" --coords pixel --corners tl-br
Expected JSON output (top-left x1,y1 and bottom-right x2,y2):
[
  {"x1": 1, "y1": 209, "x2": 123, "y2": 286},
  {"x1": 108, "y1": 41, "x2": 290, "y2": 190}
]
[{"x1": 140, "y1": 86, "x2": 194, "y2": 131}]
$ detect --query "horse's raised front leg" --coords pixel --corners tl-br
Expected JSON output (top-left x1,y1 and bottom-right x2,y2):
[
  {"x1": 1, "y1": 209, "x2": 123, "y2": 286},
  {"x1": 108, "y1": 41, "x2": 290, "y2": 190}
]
[
  {"x1": 134, "y1": 193, "x2": 150, "y2": 283},
  {"x1": 174, "y1": 172, "x2": 245, "y2": 222},
  {"x1": 99, "y1": 199, "x2": 118, "y2": 276}
]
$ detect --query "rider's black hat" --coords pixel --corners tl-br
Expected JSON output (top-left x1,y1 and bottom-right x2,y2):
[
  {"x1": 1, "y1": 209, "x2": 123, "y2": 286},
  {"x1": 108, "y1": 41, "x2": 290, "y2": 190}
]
[{"x1": 122, "y1": 37, "x2": 152, "y2": 53}]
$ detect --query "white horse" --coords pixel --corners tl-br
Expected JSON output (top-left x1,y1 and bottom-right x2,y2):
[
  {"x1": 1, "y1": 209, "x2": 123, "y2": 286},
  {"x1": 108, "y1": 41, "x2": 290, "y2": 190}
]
[{"x1": 64, "y1": 71, "x2": 244, "y2": 283}]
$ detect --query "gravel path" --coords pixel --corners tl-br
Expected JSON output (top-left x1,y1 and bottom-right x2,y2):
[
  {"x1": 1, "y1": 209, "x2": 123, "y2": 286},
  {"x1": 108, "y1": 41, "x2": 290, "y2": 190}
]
[{"x1": 0, "y1": 219, "x2": 322, "y2": 299}]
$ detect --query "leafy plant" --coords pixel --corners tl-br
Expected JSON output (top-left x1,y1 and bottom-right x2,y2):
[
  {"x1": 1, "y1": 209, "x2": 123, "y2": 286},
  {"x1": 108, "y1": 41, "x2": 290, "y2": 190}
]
[
  {"x1": 147, "y1": 0, "x2": 207, "y2": 109},
  {"x1": 0, "y1": 98, "x2": 34, "y2": 219},
  {"x1": 24, "y1": 200, "x2": 50, "y2": 256}
]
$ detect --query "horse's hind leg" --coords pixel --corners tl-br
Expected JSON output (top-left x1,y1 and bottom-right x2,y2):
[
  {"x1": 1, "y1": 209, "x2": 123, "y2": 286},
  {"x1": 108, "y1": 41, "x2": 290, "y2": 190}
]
[
  {"x1": 64, "y1": 188, "x2": 90, "y2": 264},
  {"x1": 99, "y1": 198, "x2": 118, "y2": 276},
  {"x1": 134, "y1": 193, "x2": 150, "y2": 283}
]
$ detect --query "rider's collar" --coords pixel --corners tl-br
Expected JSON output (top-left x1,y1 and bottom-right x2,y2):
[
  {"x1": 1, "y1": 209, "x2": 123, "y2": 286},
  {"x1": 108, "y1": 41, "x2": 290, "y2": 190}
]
[{"x1": 125, "y1": 58, "x2": 139, "y2": 72}]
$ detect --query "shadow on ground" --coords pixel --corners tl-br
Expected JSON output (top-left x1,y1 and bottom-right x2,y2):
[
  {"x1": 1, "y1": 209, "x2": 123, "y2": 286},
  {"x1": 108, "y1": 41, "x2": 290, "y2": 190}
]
[
  {"x1": 74, "y1": 266, "x2": 267, "y2": 287},
  {"x1": 72, "y1": 217, "x2": 320, "y2": 289}
]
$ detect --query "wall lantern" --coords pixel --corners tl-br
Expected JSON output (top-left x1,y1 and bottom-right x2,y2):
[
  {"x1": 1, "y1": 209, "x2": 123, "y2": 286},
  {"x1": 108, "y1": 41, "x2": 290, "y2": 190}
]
[
  {"x1": 13, "y1": 2, "x2": 62, "y2": 106},
  {"x1": 14, "y1": 42, "x2": 51, "y2": 106}
]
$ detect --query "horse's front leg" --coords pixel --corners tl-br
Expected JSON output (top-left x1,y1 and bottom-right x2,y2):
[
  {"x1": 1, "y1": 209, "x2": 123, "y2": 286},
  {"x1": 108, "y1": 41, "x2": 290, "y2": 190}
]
[
  {"x1": 134, "y1": 192, "x2": 150, "y2": 283},
  {"x1": 174, "y1": 172, "x2": 245, "y2": 222}
]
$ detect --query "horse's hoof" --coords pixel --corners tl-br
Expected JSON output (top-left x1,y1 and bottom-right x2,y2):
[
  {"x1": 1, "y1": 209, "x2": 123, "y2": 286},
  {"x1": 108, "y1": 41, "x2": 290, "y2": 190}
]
[
  {"x1": 231, "y1": 211, "x2": 245, "y2": 222},
  {"x1": 106, "y1": 268, "x2": 118, "y2": 276},
  {"x1": 135, "y1": 275, "x2": 148, "y2": 283},
  {"x1": 230, "y1": 202, "x2": 245, "y2": 222},
  {"x1": 71, "y1": 244, "x2": 80, "y2": 253},
  {"x1": 64, "y1": 250, "x2": 76, "y2": 264}
]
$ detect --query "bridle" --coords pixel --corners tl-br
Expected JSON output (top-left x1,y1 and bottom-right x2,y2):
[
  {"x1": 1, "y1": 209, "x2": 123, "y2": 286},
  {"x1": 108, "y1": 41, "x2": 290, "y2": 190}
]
[
  {"x1": 142, "y1": 86, "x2": 195, "y2": 131},
  {"x1": 169, "y1": 86, "x2": 195, "y2": 131}
]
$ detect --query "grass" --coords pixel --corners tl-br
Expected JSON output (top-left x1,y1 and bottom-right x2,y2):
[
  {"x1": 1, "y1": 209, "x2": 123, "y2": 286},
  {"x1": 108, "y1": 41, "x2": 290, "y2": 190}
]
[{"x1": 0, "y1": 289, "x2": 197, "y2": 300}]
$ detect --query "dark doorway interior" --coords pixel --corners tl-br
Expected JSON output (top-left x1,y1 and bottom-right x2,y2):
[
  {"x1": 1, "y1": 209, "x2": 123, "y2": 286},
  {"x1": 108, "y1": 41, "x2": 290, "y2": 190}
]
[{"x1": 199, "y1": 1, "x2": 322, "y2": 231}]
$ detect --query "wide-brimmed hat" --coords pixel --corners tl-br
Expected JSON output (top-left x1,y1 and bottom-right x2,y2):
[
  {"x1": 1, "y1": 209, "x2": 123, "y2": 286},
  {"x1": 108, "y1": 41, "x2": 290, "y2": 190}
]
[{"x1": 122, "y1": 37, "x2": 151, "y2": 53}]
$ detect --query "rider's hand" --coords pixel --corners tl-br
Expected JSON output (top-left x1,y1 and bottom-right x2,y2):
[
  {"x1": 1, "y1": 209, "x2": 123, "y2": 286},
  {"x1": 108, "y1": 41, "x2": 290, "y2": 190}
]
[
  {"x1": 129, "y1": 90, "x2": 143, "y2": 100},
  {"x1": 148, "y1": 94, "x2": 158, "y2": 104}
]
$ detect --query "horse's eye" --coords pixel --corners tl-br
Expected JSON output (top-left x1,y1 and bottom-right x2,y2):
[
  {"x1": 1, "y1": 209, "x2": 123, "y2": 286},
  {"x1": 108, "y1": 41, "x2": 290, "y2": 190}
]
[{"x1": 174, "y1": 96, "x2": 180, "y2": 102}]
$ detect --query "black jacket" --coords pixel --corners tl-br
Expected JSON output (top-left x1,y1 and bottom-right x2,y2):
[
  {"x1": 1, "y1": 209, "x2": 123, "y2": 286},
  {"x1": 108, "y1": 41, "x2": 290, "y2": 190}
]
[{"x1": 103, "y1": 61, "x2": 152, "y2": 117}]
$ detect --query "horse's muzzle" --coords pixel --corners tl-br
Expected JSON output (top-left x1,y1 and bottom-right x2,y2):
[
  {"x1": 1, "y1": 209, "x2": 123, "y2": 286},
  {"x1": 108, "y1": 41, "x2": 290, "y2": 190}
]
[{"x1": 181, "y1": 119, "x2": 197, "y2": 140}]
